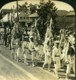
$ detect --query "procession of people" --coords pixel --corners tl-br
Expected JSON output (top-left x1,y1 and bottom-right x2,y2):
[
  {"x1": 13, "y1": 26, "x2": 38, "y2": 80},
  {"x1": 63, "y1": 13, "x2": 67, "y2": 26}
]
[{"x1": 0, "y1": 15, "x2": 75, "y2": 80}]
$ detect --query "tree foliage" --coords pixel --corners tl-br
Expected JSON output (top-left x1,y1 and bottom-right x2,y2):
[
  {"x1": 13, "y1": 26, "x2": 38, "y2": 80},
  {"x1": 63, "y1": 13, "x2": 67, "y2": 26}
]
[
  {"x1": 18, "y1": 2, "x2": 28, "y2": 13},
  {"x1": 28, "y1": 3, "x2": 38, "y2": 14},
  {"x1": 38, "y1": 0, "x2": 57, "y2": 20},
  {"x1": 37, "y1": 0, "x2": 58, "y2": 41},
  {"x1": 18, "y1": 0, "x2": 60, "y2": 41}
]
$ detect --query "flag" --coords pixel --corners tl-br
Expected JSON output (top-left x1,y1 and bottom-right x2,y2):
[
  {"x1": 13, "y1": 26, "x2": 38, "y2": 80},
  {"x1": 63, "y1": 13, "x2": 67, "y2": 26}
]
[
  {"x1": 12, "y1": 5, "x2": 15, "y2": 22},
  {"x1": 49, "y1": 18, "x2": 53, "y2": 29}
]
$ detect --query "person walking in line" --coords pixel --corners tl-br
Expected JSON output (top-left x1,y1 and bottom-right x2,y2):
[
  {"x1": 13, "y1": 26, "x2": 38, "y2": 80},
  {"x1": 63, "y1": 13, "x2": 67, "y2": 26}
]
[
  {"x1": 11, "y1": 37, "x2": 16, "y2": 59},
  {"x1": 52, "y1": 41, "x2": 60, "y2": 79},
  {"x1": 22, "y1": 40, "x2": 29, "y2": 65},
  {"x1": 23, "y1": 45, "x2": 29, "y2": 65},
  {"x1": 16, "y1": 42, "x2": 23, "y2": 62},
  {"x1": 65, "y1": 43, "x2": 75, "y2": 80},
  {"x1": 42, "y1": 40, "x2": 52, "y2": 71},
  {"x1": 29, "y1": 37, "x2": 35, "y2": 67},
  {"x1": 61, "y1": 37, "x2": 69, "y2": 68}
]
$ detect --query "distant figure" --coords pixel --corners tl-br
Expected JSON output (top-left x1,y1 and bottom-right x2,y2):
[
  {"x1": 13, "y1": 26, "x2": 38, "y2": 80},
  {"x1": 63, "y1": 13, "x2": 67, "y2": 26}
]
[
  {"x1": 22, "y1": 40, "x2": 29, "y2": 64},
  {"x1": 11, "y1": 22, "x2": 22, "y2": 41},
  {"x1": 29, "y1": 37, "x2": 35, "y2": 66},
  {"x1": 16, "y1": 42, "x2": 23, "y2": 62},
  {"x1": 23, "y1": 45, "x2": 29, "y2": 65},
  {"x1": 60, "y1": 29, "x2": 65, "y2": 44},
  {"x1": 7, "y1": 33, "x2": 11, "y2": 49},
  {"x1": 11, "y1": 37, "x2": 16, "y2": 59},
  {"x1": 61, "y1": 37, "x2": 69, "y2": 67},
  {"x1": 1, "y1": 33, "x2": 4, "y2": 44}
]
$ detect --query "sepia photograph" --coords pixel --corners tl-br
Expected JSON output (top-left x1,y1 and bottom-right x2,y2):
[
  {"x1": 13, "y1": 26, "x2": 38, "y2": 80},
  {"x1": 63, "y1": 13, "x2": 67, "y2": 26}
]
[{"x1": 0, "y1": 0, "x2": 75, "y2": 80}]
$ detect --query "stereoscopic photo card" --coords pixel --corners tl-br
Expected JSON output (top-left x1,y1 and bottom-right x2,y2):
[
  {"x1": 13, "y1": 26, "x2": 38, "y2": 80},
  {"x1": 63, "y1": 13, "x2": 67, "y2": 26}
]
[{"x1": 0, "y1": 0, "x2": 75, "y2": 80}]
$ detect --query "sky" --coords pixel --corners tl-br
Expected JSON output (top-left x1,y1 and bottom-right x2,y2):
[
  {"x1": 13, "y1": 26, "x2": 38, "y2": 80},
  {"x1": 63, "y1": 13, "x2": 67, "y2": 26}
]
[{"x1": 1, "y1": 0, "x2": 74, "y2": 11}]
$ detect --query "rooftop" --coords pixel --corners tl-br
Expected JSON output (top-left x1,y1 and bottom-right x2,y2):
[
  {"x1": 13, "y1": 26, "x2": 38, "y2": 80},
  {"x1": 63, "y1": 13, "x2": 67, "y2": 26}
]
[{"x1": 66, "y1": 11, "x2": 75, "y2": 16}]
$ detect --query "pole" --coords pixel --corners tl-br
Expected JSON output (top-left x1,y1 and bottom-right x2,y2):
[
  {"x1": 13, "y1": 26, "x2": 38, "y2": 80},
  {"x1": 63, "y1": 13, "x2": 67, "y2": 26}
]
[
  {"x1": 2, "y1": 11, "x2": 7, "y2": 46},
  {"x1": 16, "y1": 0, "x2": 19, "y2": 21},
  {"x1": 9, "y1": 8, "x2": 13, "y2": 50}
]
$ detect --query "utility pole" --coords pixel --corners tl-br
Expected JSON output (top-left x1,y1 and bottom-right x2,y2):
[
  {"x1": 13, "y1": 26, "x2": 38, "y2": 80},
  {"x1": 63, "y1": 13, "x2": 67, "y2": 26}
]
[
  {"x1": 9, "y1": 8, "x2": 13, "y2": 50},
  {"x1": 16, "y1": 0, "x2": 19, "y2": 21},
  {"x1": 1, "y1": 11, "x2": 7, "y2": 46}
]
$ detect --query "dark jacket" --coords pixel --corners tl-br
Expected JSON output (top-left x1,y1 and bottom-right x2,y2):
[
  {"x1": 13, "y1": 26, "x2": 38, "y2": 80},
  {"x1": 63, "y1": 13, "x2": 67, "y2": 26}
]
[{"x1": 67, "y1": 46, "x2": 75, "y2": 56}]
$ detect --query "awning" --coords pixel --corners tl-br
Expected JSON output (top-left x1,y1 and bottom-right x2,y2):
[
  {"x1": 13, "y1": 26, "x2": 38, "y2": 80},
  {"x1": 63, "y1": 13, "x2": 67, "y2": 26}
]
[
  {"x1": 1, "y1": 13, "x2": 11, "y2": 22},
  {"x1": 29, "y1": 12, "x2": 39, "y2": 18},
  {"x1": 66, "y1": 11, "x2": 75, "y2": 16}
]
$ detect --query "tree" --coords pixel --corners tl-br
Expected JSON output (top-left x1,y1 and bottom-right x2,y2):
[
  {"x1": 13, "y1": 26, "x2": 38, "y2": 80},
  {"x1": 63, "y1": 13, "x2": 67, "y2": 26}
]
[
  {"x1": 18, "y1": 2, "x2": 38, "y2": 14},
  {"x1": 18, "y1": 2, "x2": 28, "y2": 13},
  {"x1": 37, "y1": 0, "x2": 58, "y2": 41},
  {"x1": 29, "y1": 3, "x2": 38, "y2": 14}
]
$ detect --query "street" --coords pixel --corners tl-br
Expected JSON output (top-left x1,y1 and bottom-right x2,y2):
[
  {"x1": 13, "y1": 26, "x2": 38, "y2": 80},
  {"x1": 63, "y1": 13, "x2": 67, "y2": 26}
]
[
  {"x1": 0, "y1": 54, "x2": 31, "y2": 80},
  {"x1": 0, "y1": 48, "x2": 57, "y2": 80},
  {"x1": 0, "y1": 41, "x2": 75, "y2": 80}
]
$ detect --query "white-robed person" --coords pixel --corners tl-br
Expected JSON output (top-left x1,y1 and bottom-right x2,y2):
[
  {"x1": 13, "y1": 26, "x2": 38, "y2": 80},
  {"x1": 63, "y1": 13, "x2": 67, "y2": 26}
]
[
  {"x1": 11, "y1": 37, "x2": 16, "y2": 59},
  {"x1": 29, "y1": 37, "x2": 36, "y2": 66},
  {"x1": 61, "y1": 37, "x2": 69, "y2": 67},
  {"x1": 22, "y1": 41, "x2": 29, "y2": 64},
  {"x1": 42, "y1": 18, "x2": 53, "y2": 71},
  {"x1": 65, "y1": 43, "x2": 75, "y2": 80},
  {"x1": 42, "y1": 39, "x2": 52, "y2": 71},
  {"x1": 52, "y1": 41, "x2": 61, "y2": 79},
  {"x1": 16, "y1": 42, "x2": 23, "y2": 62},
  {"x1": 34, "y1": 42, "x2": 40, "y2": 65}
]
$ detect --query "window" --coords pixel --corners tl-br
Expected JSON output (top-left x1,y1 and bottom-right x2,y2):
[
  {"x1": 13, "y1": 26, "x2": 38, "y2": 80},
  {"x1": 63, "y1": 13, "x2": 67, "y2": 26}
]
[
  {"x1": 24, "y1": 17, "x2": 25, "y2": 19},
  {"x1": 20, "y1": 17, "x2": 22, "y2": 19}
]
